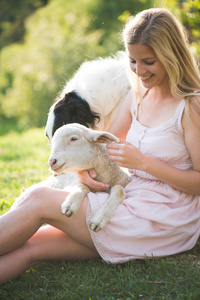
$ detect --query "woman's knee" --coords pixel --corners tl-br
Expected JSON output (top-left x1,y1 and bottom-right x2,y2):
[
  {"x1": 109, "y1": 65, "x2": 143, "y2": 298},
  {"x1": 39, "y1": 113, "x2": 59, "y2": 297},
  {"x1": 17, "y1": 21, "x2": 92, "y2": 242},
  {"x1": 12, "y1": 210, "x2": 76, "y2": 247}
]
[
  {"x1": 29, "y1": 186, "x2": 52, "y2": 200},
  {"x1": 19, "y1": 187, "x2": 55, "y2": 211},
  {"x1": 25, "y1": 187, "x2": 70, "y2": 218}
]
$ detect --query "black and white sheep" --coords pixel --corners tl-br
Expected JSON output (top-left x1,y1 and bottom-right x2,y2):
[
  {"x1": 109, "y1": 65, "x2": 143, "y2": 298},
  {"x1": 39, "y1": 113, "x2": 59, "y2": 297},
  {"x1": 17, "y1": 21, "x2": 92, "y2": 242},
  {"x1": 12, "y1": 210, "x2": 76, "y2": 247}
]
[
  {"x1": 45, "y1": 51, "x2": 131, "y2": 141},
  {"x1": 48, "y1": 123, "x2": 130, "y2": 232}
]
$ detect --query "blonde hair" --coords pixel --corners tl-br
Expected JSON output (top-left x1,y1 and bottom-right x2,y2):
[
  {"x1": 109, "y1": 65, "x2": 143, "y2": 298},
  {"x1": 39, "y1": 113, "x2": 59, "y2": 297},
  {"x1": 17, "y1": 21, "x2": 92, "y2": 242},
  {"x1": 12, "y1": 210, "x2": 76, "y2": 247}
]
[{"x1": 123, "y1": 8, "x2": 200, "y2": 114}]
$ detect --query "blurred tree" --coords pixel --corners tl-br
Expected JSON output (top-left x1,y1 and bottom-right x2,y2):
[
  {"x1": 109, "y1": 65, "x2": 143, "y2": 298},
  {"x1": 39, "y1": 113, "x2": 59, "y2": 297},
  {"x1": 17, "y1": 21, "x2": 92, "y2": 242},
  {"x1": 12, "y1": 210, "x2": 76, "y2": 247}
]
[
  {"x1": 0, "y1": 0, "x2": 48, "y2": 49},
  {"x1": 87, "y1": 0, "x2": 154, "y2": 53},
  {"x1": 179, "y1": 0, "x2": 200, "y2": 55}
]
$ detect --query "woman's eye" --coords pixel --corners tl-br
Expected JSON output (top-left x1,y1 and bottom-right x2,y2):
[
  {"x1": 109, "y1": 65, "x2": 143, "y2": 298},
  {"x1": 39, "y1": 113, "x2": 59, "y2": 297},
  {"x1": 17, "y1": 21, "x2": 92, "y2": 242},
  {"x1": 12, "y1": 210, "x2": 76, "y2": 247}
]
[{"x1": 145, "y1": 61, "x2": 155, "y2": 65}]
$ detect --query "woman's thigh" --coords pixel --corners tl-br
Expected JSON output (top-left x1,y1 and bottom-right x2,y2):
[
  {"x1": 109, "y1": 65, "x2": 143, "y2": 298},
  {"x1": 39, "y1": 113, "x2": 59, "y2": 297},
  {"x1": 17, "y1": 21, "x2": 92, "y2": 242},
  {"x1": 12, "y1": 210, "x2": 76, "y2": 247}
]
[{"x1": 28, "y1": 187, "x2": 97, "y2": 252}]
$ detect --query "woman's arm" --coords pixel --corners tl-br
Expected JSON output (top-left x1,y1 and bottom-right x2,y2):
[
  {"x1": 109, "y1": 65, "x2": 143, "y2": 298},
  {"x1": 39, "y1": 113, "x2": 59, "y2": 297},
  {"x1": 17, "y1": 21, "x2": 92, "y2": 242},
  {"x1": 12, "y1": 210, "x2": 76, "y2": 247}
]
[
  {"x1": 107, "y1": 98, "x2": 200, "y2": 195},
  {"x1": 144, "y1": 157, "x2": 200, "y2": 195},
  {"x1": 107, "y1": 139, "x2": 200, "y2": 195}
]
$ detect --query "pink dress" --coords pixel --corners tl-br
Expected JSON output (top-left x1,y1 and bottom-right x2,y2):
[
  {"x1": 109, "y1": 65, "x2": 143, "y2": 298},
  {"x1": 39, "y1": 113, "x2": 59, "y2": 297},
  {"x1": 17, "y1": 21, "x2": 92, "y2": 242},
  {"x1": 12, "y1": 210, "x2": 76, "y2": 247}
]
[{"x1": 86, "y1": 98, "x2": 200, "y2": 263}]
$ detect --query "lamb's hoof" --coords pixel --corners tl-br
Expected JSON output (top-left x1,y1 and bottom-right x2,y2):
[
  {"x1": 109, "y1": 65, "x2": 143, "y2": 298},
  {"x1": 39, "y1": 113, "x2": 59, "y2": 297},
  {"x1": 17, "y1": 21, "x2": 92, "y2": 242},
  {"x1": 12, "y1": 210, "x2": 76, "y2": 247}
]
[
  {"x1": 61, "y1": 209, "x2": 73, "y2": 217},
  {"x1": 89, "y1": 222, "x2": 101, "y2": 232}
]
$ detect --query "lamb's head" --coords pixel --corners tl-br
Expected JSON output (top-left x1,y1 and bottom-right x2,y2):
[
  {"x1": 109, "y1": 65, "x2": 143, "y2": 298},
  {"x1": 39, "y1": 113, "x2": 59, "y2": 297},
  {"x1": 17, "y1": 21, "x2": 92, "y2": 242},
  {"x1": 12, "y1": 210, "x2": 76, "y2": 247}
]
[{"x1": 48, "y1": 123, "x2": 119, "y2": 174}]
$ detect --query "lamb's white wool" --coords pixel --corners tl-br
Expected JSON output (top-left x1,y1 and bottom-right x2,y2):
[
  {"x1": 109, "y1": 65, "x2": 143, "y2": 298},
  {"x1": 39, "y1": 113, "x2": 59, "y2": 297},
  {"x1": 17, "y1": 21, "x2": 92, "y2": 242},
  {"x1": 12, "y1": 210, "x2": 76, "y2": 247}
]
[
  {"x1": 48, "y1": 123, "x2": 130, "y2": 232},
  {"x1": 45, "y1": 51, "x2": 131, "y2": 141}
]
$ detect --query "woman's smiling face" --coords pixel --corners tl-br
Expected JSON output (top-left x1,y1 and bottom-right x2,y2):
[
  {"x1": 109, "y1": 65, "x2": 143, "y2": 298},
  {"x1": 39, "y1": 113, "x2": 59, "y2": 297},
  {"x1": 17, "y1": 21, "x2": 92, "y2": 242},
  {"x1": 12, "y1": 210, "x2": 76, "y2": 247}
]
[{"x1": 127, "y1": 44, "x2": 169, "y2": 89}]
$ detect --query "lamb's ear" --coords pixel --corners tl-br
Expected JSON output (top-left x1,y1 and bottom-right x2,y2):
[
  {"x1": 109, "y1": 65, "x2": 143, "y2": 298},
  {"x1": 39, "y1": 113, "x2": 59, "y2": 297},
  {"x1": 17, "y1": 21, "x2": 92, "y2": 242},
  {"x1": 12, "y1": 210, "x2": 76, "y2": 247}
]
[{"x1": 84, "y1": 129, "x2": 119, "y2": 144}]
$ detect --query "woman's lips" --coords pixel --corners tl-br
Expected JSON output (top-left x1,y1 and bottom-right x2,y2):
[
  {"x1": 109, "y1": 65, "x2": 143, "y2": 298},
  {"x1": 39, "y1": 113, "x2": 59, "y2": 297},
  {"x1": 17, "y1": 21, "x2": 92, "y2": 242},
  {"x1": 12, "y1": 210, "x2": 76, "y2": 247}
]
[{"x1": 140, "y1": 74, "x2": 154, "y2": 81}]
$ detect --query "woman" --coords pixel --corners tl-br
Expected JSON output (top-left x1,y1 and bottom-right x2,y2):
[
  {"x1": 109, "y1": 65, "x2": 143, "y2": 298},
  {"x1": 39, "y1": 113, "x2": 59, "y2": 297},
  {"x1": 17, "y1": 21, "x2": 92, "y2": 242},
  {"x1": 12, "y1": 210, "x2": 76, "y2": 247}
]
[{"x1": 0, "y1": 8, "x2": 200, "y2": 284}]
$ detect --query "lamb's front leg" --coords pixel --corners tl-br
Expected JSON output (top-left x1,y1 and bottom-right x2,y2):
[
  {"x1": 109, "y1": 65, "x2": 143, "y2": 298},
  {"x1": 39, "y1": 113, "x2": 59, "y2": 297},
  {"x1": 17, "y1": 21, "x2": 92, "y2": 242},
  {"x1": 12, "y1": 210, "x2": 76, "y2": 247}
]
[
  {"x1": 61, "y1": 184, "x2": 90, "y2": 217},
  {"x1": 89, "y1": 185, "x2": 126, "y2": 232}
]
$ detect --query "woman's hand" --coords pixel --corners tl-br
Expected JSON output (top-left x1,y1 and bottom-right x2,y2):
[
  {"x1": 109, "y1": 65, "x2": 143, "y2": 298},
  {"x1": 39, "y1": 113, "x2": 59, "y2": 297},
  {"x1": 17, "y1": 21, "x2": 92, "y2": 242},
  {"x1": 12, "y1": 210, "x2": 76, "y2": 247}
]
[
  {"x1": 107, "y1": 139, "x2": 145, "y2": 170},
  {"x1": 77, "y1": 169, "x2": 109, "y2": 192}
]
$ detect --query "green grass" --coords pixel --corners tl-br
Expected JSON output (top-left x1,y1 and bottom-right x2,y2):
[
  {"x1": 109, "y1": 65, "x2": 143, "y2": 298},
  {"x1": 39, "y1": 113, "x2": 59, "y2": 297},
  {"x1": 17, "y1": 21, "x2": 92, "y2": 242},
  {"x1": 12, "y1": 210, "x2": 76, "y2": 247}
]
[
  {"x1": 0, "y1": 128, "x2": 50, "y2": 213},
  {"x1": 0, "y1": 129, "x2": 200, "y2": 299}
]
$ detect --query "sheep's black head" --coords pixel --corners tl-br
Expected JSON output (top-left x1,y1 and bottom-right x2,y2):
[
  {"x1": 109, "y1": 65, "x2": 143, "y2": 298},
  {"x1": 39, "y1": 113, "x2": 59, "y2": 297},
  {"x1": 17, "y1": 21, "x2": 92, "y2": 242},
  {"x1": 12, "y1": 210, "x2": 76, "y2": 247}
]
[
  {"x1": 45, "y1": 91, "x2": 100, "y2": 141},
  {"x1": 53, "y1": 92, "x2": 100, "y2": 136}
]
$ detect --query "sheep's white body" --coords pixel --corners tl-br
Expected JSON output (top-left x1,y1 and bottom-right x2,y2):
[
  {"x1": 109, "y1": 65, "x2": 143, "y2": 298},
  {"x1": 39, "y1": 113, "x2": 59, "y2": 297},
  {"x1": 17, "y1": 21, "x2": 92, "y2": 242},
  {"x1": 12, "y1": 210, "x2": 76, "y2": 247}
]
[
  {"x1": 59, "y1": 51, "x2": 130, "y2": 131},
  {"x1": 45, "y1": 51, "x2": 131, "y2": 141}
]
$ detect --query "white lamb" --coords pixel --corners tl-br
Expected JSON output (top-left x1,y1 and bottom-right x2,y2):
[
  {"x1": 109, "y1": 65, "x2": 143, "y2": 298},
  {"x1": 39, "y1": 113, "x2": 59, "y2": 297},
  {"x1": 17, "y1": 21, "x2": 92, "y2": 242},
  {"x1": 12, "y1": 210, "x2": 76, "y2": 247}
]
[{"x1": 48, "y1": 123, "x2": 130, "y2": 232}]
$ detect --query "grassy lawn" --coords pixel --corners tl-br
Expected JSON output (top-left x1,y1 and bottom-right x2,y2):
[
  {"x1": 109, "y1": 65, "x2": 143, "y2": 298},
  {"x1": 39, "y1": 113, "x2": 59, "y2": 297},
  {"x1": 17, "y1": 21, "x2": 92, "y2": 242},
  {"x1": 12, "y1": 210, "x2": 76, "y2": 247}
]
[{"x1": 0, "y1": 128, "x2": 200, "y2": 299}]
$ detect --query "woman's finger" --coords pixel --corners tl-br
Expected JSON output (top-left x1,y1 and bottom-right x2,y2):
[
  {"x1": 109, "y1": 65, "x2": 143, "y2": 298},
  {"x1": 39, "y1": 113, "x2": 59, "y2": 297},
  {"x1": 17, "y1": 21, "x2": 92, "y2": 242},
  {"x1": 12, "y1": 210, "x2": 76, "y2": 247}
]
[{"x1": 77, "y1": 170, "x2": 109, "y2": 192}]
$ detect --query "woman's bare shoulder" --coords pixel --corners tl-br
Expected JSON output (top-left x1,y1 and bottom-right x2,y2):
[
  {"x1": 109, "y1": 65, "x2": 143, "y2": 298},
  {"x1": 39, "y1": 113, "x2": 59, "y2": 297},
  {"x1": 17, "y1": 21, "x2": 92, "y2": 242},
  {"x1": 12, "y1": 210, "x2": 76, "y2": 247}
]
[
  {"x1": 183, "y1": 95, "x2": 200, "y2": 171},
  {"x1": 184, "y1": 95, "x2": 200, "y2": 128}
]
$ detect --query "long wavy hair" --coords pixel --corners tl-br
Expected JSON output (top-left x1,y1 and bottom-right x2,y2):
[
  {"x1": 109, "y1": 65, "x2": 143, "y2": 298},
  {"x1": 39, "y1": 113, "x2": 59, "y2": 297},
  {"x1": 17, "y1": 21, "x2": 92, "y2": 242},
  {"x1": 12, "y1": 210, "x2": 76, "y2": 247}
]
[{"x1": 123, "y1": 8, "x2": 200, "y2": 115}]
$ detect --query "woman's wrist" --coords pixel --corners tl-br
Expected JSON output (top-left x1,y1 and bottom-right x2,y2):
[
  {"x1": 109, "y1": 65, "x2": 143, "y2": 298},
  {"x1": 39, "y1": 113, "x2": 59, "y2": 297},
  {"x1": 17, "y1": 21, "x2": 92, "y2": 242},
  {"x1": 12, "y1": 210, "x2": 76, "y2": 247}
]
[{"x1": 140, "y1": 154, "x2": 155, "y2": 173}]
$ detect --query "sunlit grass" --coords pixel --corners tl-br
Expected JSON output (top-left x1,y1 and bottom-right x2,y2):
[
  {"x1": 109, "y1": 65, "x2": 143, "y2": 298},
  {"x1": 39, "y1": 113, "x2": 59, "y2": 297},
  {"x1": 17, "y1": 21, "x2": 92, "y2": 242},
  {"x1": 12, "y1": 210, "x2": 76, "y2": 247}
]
[{"x1": 0, "y1": 128, "x2": 50, "y2": 213}]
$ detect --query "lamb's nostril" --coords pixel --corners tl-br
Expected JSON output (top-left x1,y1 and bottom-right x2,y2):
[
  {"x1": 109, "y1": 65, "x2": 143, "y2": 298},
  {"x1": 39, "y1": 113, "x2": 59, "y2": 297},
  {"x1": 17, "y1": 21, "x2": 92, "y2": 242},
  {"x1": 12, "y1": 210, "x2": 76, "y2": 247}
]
[{"x1": 49, "y1": 158, "x2": 57, "y2": 167}]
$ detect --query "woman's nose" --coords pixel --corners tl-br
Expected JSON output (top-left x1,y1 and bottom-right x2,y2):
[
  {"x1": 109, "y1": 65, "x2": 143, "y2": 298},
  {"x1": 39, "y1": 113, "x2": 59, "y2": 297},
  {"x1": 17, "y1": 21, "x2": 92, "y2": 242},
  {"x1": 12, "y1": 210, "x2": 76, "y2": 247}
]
[{"x1": 133, "y1": 62, "x2": 146, "y2": 76}]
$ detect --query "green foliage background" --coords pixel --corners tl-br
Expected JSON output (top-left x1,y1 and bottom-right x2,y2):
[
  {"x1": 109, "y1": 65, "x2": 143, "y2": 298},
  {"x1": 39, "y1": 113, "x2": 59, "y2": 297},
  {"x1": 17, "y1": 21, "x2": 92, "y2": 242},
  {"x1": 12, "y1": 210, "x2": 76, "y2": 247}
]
[{"x1": 0, "y1": 0, "x2": 199, "y2": 131}]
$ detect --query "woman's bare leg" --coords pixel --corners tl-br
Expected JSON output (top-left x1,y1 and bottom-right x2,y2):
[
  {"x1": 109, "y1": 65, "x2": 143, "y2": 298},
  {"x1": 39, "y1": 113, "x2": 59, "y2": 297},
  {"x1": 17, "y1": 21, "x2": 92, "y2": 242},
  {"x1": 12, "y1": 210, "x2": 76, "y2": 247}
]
[
  {"x1": 0, "y1": 187, "x2": 100, "y2": 283},
  {"x1": 0, "y1": 225, "x2": 99, "y2": 284},
  {"x1": 0, "y1": 187, "x2": 96, "y2": 255}
]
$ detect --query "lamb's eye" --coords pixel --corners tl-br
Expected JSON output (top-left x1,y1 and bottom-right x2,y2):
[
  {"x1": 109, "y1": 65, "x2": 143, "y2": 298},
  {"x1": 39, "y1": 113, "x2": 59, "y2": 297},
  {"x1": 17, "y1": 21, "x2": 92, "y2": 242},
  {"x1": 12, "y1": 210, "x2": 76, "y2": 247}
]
[{"x1": 71, "y1": 137, "x2": 78, "y2": 142}]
